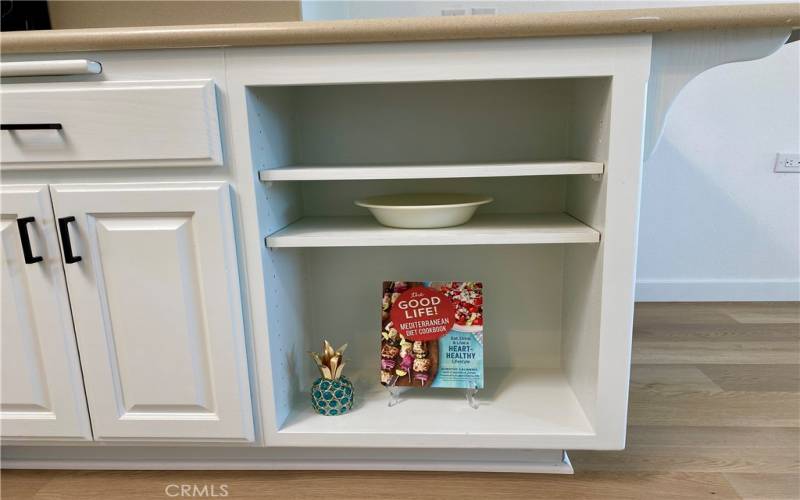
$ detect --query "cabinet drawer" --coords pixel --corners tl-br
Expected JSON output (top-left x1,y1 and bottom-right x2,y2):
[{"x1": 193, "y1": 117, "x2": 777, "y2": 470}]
[{"x1": 0, "y1": 80, "x2": 222, "y2": 169}]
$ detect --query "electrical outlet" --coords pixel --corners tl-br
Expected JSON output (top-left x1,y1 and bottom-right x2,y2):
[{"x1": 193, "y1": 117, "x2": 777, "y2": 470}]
[{"x1": 774, "y1": 153, "x2": 800, "y2": 173}]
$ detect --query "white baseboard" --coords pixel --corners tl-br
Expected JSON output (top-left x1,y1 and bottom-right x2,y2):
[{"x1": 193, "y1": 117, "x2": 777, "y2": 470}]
[
  {"x1": 635, "y1": 279, "x2": 800, "y2": 302},
  {"x1": 1, "y1": 446, "x2": 573, "y2": 474}
]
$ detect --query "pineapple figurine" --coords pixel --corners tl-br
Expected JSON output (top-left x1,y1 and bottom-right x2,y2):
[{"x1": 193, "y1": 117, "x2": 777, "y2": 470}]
[{"x1": 308, "y1": 341, "x2": 354, "y2": 416}]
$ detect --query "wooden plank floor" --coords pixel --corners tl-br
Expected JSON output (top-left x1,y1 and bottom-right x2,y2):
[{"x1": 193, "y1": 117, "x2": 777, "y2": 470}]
[{"x1": 2, "y1": 302, "x2": 798, "y2": 499}]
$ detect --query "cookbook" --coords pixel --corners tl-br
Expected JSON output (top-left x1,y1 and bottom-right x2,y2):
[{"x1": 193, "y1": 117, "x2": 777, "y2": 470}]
[{"x1": 380, "y1": 281, "x2": 484, "y2": 389}]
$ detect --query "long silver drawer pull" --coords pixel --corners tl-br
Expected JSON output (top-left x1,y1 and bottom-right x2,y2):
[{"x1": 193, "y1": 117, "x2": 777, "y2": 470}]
[{"x1": 0, "y1": 59, "x2": 102, "y2": 77}]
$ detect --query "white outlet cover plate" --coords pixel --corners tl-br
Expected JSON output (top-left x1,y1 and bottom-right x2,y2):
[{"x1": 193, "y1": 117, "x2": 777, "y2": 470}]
[{"x1": 774, "y1": 153, "x2": 800, "y2": 173}]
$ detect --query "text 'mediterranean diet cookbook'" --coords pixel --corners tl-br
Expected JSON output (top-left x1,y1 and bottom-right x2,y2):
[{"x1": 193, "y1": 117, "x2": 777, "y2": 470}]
[{"x1": 380, "y1": 281, "x2": 483, "y2": 389}]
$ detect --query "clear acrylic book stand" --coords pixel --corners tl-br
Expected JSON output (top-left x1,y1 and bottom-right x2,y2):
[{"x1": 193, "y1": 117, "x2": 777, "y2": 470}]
[{"x1": 387, "y1": 383, "x2": 480, "y2": 409}]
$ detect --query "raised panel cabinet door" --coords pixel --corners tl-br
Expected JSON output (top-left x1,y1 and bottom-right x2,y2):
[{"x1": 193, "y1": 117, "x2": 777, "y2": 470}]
[
  {"x1": 49, "y1": 182, "x2": 253, "y2": 442},
  {"x1": 0, "y1": 184, "x2": 92, "y2": 441}
]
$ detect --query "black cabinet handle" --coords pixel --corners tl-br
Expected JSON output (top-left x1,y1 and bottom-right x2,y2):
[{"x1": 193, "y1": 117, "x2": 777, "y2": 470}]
[
  {"x1": 1, "y1": 123, "x2": 63, "y2": 131},
  {"x1": 16, "y1": 217, "x2": 43, "y2": 264},
  {"x1": 57, "y1": 216, "x2": 81, "y2": 264}
]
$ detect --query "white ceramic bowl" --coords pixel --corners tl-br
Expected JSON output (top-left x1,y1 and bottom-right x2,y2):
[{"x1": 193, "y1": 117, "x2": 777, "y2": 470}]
[{"x1": 354, "y1": 193, "x2": 494, "y2": 229}]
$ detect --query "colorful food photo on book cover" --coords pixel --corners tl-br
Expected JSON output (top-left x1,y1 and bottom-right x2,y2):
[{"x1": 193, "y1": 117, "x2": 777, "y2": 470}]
[{"x1": 380, "y1": 281, "x2": 484, "y2": 389}]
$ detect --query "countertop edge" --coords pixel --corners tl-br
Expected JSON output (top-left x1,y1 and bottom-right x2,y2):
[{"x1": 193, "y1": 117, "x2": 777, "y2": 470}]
[{"x1": 1, "y1": 3, "x2": 798, "y2": 54}]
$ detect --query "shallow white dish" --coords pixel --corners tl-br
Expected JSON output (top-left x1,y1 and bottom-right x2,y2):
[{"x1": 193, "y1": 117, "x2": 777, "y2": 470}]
[{"x1": 354, "y1": 193, "x2": 494, "y2": 229}]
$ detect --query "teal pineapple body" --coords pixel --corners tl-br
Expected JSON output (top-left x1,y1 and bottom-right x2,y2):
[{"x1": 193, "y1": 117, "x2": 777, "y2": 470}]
[{"x1": 311, "y1": 376, "x2": 354, "y2": 416}]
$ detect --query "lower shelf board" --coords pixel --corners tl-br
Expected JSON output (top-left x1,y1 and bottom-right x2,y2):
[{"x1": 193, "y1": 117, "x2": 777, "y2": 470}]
[
  {"x1": 265, "y1": 213, "x2": 600, "y2": 248},
  {"x1": 274, "y1": 367, "x2": 595, "y2": 449}
]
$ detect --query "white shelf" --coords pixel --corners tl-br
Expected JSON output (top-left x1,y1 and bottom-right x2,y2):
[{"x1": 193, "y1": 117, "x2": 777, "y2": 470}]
[
  {"x1": 265, "y1": 213, "x2": 599, "y2": 248},
  {"x1": 258, "y1": 160, "x2": 604, "y2": 181},
  {"x1": 276, "y1": 367, "x2": 595, "y2": 449}
]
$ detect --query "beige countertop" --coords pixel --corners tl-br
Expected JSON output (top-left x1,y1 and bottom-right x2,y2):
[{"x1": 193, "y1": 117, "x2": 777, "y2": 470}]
[{"x1": 1, "y1": 3, "x2": 798, "y2": 54}]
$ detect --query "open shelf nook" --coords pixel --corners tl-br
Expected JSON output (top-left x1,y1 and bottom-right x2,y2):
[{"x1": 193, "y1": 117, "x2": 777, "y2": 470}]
[
  {"x1": 254, "y1": 243, "x2": 607, "y2": 448},
  {"x1": 244, "y1": 73, "x2": 631, "y2": 450}
]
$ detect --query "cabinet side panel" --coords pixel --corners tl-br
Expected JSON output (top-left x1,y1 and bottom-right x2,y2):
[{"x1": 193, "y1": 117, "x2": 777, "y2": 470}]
[
  {"x1": 247, "y1": 88, "x2": 309, "y2": 428},
  {"x1": 564, "y1": 42, "x2": 651, "y2": 448},
  {"x1": 562, "y1": 78, "x2": 612, "y2": 428}
]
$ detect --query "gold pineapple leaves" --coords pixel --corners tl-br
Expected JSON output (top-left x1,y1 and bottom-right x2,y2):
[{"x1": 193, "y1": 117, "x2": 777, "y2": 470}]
[{"x1": 308, "y1": 340, "x2": 348, "y2": 380}]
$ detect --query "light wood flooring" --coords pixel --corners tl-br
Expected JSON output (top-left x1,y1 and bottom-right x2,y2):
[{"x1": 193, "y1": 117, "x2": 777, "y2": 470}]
[{"x1": 2, "y1": 302, "x2": 799, "y2": 499}]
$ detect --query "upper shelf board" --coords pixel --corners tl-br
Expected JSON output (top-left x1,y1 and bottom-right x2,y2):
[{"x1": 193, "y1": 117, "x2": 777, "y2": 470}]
[
  {"x1": 258, "y1": 160, "x2": 604, "y2": 182},
  {"x1": 265, "y1": 213, "x2": 600, "y2": 248}
]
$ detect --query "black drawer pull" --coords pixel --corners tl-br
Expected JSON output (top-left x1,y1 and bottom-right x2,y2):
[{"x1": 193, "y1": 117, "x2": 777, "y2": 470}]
[
  {"x1": 16, "y1": 217, "x2": 43, "y2": 264},
  {"x1": 57, "y1": 216, "x2": 81, "y2": 264},
  {"x1": 2, "y1": 123, "x2": 63, "y2": 130}
]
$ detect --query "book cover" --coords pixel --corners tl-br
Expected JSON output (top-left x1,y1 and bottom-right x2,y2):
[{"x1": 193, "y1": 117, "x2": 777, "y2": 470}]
[{"x1": 380, "y1": 281, "x2": 484, "y2": 389}]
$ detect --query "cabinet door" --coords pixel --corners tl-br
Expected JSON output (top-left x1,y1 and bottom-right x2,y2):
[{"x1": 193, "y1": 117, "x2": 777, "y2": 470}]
[
  {"x1": 49, "y1": 182, "x2": 253, "y2": 442},
  {"x1": 0, "y1": 184, "x2": 92, "y2": 441}
]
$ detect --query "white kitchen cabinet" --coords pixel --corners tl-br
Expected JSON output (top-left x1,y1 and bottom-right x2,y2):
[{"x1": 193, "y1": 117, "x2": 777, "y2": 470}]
[
  {"x1": 48, "y1": 182, "x2": 253, "y2": 442},
  {"x1": 0, "y1": 184, "x2": 92, "y2": 441},
  {"x1": 0, "y1": 5, "x2": 793, "y2": 470}
]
